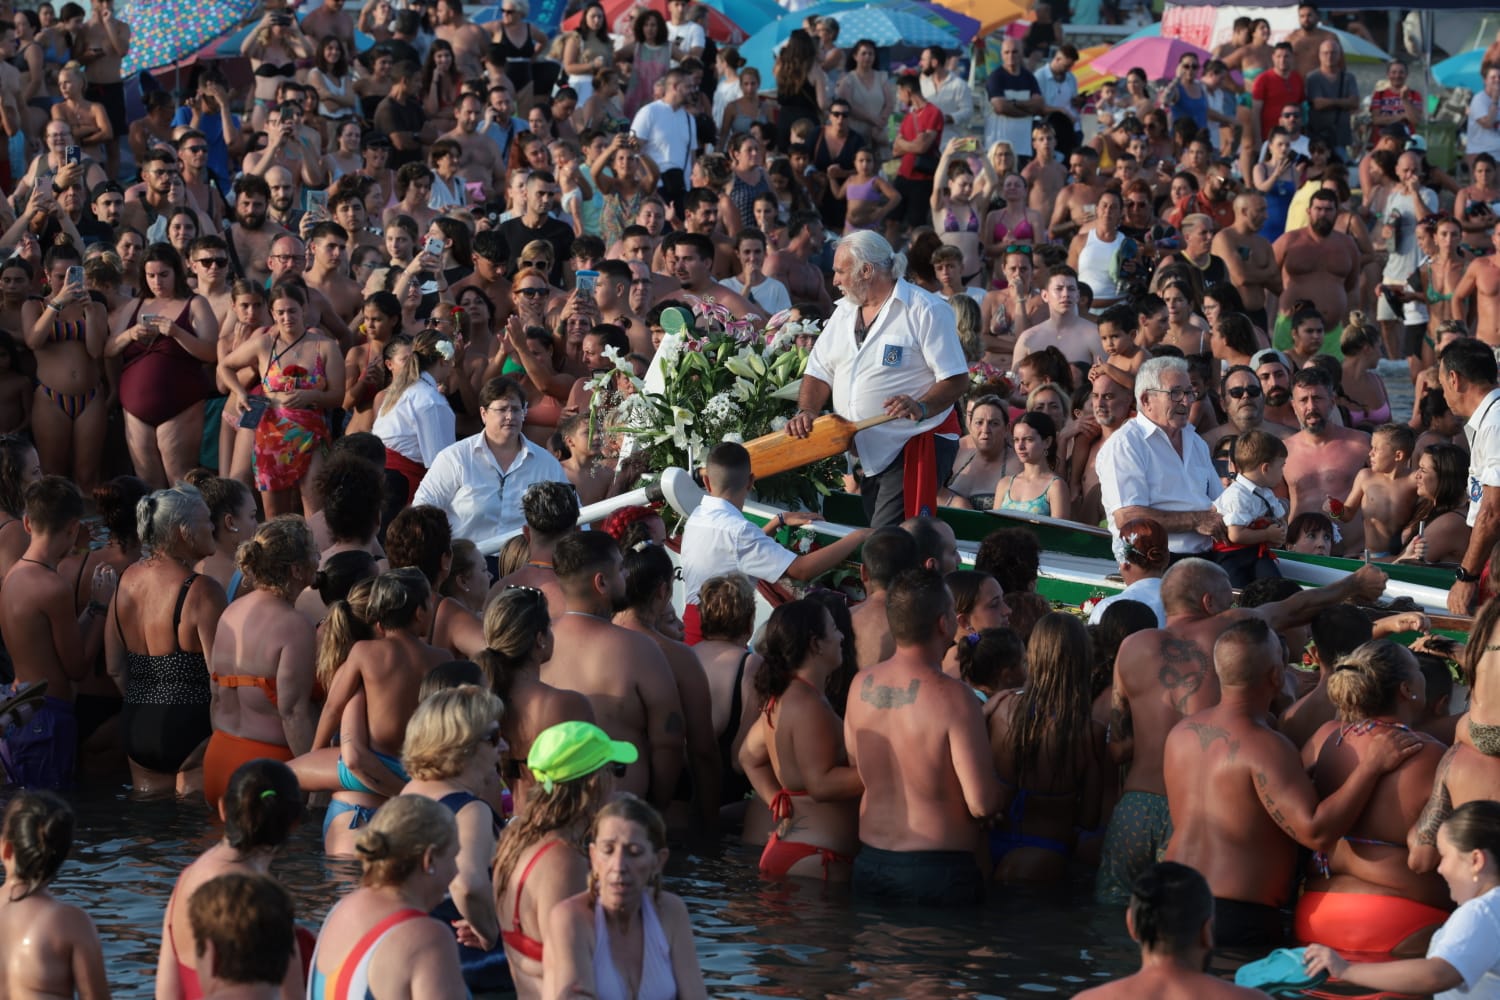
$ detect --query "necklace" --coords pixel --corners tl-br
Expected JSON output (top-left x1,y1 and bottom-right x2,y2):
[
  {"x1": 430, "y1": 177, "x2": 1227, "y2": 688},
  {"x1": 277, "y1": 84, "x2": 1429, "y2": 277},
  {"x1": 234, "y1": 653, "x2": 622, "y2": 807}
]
[
  {"x1": 526, "y1": 560, "x2": 553, "y2": 569},
  {"x1": 563, "y1": 610, "x2": 606, "y2": 621},
  {"x1": 18, "y1": 556, "x2": 55, "y2": 572}
]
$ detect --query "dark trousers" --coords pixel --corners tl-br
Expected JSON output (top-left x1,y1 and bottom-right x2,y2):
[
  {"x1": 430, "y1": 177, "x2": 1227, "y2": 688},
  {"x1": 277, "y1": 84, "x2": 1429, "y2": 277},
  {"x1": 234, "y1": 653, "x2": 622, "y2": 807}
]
[{"x1": 861, "y1": 435, "x2": 958, "y2": 529}]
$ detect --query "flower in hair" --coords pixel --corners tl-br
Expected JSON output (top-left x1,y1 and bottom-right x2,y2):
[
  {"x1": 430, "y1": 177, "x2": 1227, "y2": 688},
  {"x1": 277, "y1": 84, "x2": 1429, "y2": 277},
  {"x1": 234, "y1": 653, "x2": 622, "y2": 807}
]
[{"x1": 433, "y1": 340, "x2": 455, "y2": 362}]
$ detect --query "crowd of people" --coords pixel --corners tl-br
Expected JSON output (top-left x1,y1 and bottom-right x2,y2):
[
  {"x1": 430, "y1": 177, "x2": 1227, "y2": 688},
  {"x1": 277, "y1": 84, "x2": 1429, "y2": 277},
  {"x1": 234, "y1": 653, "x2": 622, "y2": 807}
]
[{"x1": 0, "y1": 0, "x2": 1498, "y2": 994}]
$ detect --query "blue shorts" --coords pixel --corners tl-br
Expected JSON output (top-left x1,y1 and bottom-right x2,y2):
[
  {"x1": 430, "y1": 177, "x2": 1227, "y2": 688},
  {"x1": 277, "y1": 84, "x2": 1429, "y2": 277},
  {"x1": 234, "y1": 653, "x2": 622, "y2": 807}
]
[
  {"x1": 2, "y1": 696, "x2": 76, "y2": 791},
  {"x1": 336, "y1": 747, "x2": 408, "y2": 794}
]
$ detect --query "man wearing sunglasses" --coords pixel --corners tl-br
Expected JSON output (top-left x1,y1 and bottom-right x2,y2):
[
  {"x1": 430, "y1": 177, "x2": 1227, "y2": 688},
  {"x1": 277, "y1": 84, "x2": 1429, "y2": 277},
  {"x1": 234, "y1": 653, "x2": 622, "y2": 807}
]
[{"x1": 1203, "y1": 365, "x2": 1293, "y2": 453}]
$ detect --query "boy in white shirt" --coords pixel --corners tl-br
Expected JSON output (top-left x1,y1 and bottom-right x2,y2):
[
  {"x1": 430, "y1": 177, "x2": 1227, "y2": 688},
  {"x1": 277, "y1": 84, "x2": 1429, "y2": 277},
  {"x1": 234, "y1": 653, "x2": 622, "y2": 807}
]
[{"x1": 1212, "y1": 429, "x2": 1288, "y2": 587}]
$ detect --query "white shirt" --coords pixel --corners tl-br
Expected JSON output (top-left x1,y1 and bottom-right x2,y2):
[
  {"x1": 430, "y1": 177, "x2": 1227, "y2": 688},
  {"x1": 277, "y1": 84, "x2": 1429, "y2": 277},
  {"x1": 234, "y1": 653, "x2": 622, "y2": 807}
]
[
  {"x1": 1213, "y1": 474, "x2": 1286, "y2": 527},
  {"x1": 1088, "y1": 577, "x2": 1165, "y2": 626},
  {"x1": 723, "y1": 274, "x2": 791, "y2": 315},
  {"x1": 413, "y1": 432, "x2": 567, "y2": 544},
  {"x1": 1471, "y1": 91, "x2": 1500, "y2": 158},
  {"x1": 1430, "y1": 886, "x2": 1500, "y2": 999},
  {"x1": 1383, "y1": 185, "x2": 1440, "y2": 282},
  {"x1": 1038, "y1": 69, "x2": 1080, "y2": 125},
  {"x1": 372, "y1": 372, "x2": 456, "y2": 467},
  {"x1": 428, "y1": 173, "x2": 467, "y2": 210},
  {"x1": 680, "y1": 494, "x2": 797, "y2": 605},
  {"x1": 805, "y1": 279, "x2": 969, "y2": 476},
  {"x1": 1096, "y1": 413, "x2": 1223, "y2": 554},
  {"x1": 1465, "y1": 387, "x2": 1500, "y2": 527},
  {"x1": 630, "y1": 99, "x2": 696, "y2": 177},
  {"x1": 666, "y1": 20, "x2": 705, "y2": 65},
  {"x1": 921, "y1": 72, "x2": 973, "y2": 131}
]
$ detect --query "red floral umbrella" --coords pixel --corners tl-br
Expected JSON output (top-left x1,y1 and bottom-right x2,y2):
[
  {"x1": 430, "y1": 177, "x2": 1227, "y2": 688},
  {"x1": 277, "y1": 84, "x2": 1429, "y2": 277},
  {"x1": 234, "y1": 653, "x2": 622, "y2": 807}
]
[{"x1": 562, "y1": 0, "x2": 749, "y2": 46}]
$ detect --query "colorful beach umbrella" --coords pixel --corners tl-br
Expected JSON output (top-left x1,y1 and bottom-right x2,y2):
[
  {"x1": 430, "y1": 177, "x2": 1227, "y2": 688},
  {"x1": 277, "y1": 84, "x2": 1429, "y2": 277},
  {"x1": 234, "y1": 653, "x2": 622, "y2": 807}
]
[
  {"x1": 1085, "y1": 36, "x2": 1210, "y2": 82},
  {"x1": 1434, "y1": 48, "x2": 1483, "y2": 90},
  {"x1": 938, "y1": 0, "x2": 1033, "y2": 37},
  {"x1": 1071, "y1": 43, "x2": 1115, "y2": 94},
  {"x1": 121, "y1": 0, "x2": 260, "y2": 74},
  {"x1": 814, "y1": 0, "x2": 980, "y2": 45},
  {"x1": 562, "y1": 0, "x2": 751, "y2": 46}
]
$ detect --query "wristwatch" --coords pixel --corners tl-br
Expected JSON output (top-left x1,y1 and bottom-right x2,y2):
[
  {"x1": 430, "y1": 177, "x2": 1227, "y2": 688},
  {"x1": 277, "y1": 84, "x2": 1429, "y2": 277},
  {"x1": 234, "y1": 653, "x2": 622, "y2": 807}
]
[{"x1": 1456, "y1": 565, "x2": 1482, "y2": 583}]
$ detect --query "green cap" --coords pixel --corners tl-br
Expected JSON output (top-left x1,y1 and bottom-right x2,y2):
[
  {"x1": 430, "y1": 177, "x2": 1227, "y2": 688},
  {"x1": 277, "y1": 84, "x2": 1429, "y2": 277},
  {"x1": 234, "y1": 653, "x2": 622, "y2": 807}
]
[{"x1": 527, "y1": 721, "x2": 638, "y2": 793}]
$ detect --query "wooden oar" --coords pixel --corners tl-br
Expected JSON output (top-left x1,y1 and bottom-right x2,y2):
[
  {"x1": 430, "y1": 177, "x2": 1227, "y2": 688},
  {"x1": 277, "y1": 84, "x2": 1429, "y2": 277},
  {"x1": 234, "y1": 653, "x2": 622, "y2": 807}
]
[{"x1": 744, "y1": 413, "x2": 900, "y2": 479}]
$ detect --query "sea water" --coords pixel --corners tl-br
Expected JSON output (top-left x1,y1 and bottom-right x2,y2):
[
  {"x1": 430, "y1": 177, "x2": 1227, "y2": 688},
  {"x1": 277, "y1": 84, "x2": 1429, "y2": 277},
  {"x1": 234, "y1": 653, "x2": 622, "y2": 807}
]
[{"x1": 59, "y1": 783, "x2": 1139, "y2": 998}]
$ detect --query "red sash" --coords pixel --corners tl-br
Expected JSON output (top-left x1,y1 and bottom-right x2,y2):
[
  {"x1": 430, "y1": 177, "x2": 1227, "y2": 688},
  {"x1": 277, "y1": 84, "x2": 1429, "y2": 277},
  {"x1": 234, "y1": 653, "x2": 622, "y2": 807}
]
[
  {"x1": 902, "y1": 408, "x2": 961, "y2": 519},
  {"x1": 682, "y1": 603, "x2": 702, "y2": 645},
  {"x1": 384, "y1": 447, "x2": 426, "y2": 505}
]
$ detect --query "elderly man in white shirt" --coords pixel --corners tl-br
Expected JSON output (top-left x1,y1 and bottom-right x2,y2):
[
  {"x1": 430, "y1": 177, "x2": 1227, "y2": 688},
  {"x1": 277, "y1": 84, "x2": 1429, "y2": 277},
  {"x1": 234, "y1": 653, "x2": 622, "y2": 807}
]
[
  {"x1": 1439, "y1": 338, "x2": 1500, "y2": 614},
  {"x1": 1096, "y1": 356, "x2": 1228, "y2": 556},
  {"x1": 414, "y1": 375, "x2": 567, "y2": 547},
  {"x1": 787, "y1": 231, "x2": 970, "y2": 528}
]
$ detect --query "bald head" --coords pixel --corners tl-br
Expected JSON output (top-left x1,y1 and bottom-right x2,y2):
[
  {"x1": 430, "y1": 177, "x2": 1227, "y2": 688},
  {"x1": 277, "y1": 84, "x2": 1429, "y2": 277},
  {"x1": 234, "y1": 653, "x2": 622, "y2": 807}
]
[
  {"x1": 1160, "y1": 558, "x2": 1230, "y2": 615},
  {"x1": 1213, "y1": 617, "x2": 1281, "y2": 687}
]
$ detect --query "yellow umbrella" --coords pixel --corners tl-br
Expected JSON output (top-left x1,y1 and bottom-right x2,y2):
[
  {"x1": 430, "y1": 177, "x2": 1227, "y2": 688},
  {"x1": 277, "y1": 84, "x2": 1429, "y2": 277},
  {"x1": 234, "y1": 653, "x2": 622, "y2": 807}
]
[
  {"x1": 1072, "y1": 43, "x2": 1115, "y2": 95},
  {"x1": 944, "y1": 0, "x2": 1033, "y2": 36}
]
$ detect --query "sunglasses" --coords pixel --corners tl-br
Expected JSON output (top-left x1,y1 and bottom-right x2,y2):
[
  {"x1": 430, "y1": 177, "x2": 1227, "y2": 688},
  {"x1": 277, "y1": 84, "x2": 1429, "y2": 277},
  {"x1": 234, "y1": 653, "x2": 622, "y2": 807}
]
[
  {"x1": 194, "y1": 257, "x2": 229, "y2": 268},
  {"x1": 183, "y1": 145, "x2": 207, "y2": 154},
  {"x1": 481, "y1": 727, "x2": 505, "y2": 748},
  {"x1": 516, "y1": 287, "x2": 548, "y2": 297},
  {"x1": 610, "y1": 761, "x2": 628, "y2": 777},
  {"x1": 1225, "y1": 385, "x2": 1263, "y2": 400},
  {"x1": 829, "y1": 110, "x2": 848, "y2": 118}
]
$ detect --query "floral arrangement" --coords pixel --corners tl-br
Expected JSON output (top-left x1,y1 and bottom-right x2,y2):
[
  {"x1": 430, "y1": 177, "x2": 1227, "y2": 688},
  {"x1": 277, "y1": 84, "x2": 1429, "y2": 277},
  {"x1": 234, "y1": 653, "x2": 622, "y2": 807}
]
[{"x1": 583, "y1": 301, "x2": 845, "y2": 509}]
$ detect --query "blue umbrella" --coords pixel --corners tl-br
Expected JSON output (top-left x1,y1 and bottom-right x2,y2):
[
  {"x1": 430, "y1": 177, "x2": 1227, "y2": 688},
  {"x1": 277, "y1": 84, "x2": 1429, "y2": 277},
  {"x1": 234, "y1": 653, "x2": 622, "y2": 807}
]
[
  {"x1": 741, "y1": 3, "x2": 959, "y2": 79},
  {"x1": 121, "y1": 0, "x2": 260, "y2": 74},
  {"x1": 1434, "y1": 49, "x2": 1483, "y2": 90}
]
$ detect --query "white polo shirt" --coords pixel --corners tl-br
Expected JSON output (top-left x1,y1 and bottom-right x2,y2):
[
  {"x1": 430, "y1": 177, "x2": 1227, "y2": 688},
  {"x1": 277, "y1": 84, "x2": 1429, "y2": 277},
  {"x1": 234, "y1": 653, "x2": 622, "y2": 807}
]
[
  {"x1": 372, "y1": 372, "x2": 456, "y2": 467},
  {"x1": 413, "y1": 432, "x2": 567, "y2": 543},
  {"x1": 1096, "y1": 413, "x2": 1222, "y2": 554},
  {"x1": 805, "y1": 279, "x2": 969, "y2": 477},
  {"x1": 1465, "y1": 386, "x2": 1500, "y2": 527},
  {"x1": 680, "y1": 494, "x2": 796, "y2": 606}
]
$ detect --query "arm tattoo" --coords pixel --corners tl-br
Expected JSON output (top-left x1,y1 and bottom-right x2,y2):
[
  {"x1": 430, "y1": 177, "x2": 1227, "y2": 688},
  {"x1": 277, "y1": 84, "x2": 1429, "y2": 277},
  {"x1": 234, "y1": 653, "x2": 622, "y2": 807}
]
[
  {"x1": 1158, "y1": 637, "x2": 1209, "y2": 713},
  {"x1": 859, "y1": 674, "x2": 920, "y2": 709},
  {"x1": 1253, "y1": 769, "x2": 1299, "y2": 840},
  {"x1": 1109, "y1": 695, "x2": 1133, "y2": 744},
  {"x1": 1414, "y1": 744, "x2": 1458, "y2": 846}
]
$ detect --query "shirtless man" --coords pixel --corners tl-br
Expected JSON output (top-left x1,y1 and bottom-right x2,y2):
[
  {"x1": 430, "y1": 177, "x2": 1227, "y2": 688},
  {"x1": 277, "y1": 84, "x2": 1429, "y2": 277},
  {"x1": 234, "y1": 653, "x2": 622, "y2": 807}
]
[
  {"x1": 489, "y1": 480, "x2": 577, "y2": 617},
  {"x1": 1252, "y1": 349, "x2": 1298, "y2": 429},
  {"x1": 1286, "y1": 2, "x2": 1337, "y2": 78},
  {"x1": 442, "y1": 93, "x2": 506, "y2": 201},
  {"x1": 848, "y1": 526, "x2": 919, "y2": 669},
  {"x1": 619, "y1": 227, "x2": 682, "y2": 307},
  {"x1": 299, "y1": 0, "x2": 355, "y2": 55},
  {"x1": 593, "y1": 260, "x2": 648, "y2": 355},
  {"x1": 1010, "y1": 265, "x2": 1104, "y2": 370},
  {"x1": 119, "y1": 147, "x2": 178, "y2": 238},
  {"x1": 844, "y1": 568, "x2": 1002, "y2": 902},
  {"x1": 764, "y1": 212, "x2": 832, "y2": 314},
  {"x1": 1077, "y1": 862, "x2": 1270, "y2": 1000},
  {"x1": 303, "y1": 222, "x2": 361, "y2": 329},
  {"x1": 1163, "y1": 617, "x2": 1420, "y2": 948},
  {"x1": 1283, "y1": 366, "x2": 1370, "y2": 555},
  {"x1": 188, "y1": 234, "x2": 236, "y2": 323},
  {"x1": 262, "y1": 165, "x2": 301, "y2": 232},
  {"x1": 654, "y1": 191, "x2": 737, "y2": 279},
  {"x1": 1202, "y1": 364, "x2": 1293, "y2": 450},
  {"x1": 1452, "y1": 224, "x2": 1500, "y2": 348},
  {"x1": 228, "y1": 175, "x2": 290, "y2": 288},
  {"x1": 1072, "y1": 364, "x2": 1135, "y2": 526},
  {"x1": 329, "y1": 190, "x2": 382, "y2": 255},
  {"x1": 0, "y1": 477, "x2": 115, "y2": 790},
  {"x1": 980, "y1": 246, "x2": 1048, "y2": 349},
  {"x1": 1096, "y1": 557, "x2": 1389, "y2": 904},
  {"x1": 1049, "y1": 146, "x2": 1108, "y2": 245},
  {"x1": 668, "y1": 232, "x2": 757, "y2": 318},
  {"x1": 434, "y1": 0, "x2": 489, "y2": 78},
  {"x1": 543, "y1": 530, "x2": 683, "y2": 809},
  {"x1": 1212, "y1": 193, "x2": 1281, "y2": 332},
  {"x1": 72, "y1": 0, "x2": 129, "y2": 179},
  {"x1": 1273, "y1": 188, "x2": 1360, "y2": 337},
  {"x1": 1022, "y1": 122, "x2": 1068, "y2": 218},
  {"x1": 243, "y1": 106, "x2": 326, "y2": 190}
]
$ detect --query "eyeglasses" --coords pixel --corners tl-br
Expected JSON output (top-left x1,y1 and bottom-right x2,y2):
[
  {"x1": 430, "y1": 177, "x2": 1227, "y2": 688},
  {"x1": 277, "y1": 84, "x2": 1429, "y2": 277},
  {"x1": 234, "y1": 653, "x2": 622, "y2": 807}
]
[
  {"x1": 268, "y1": 253, "x2": 304, "y2": 263},
  {"x1": 1147, "y1": 387, "x2": 1197, "y2": 403},
  {"x1": 516, "y1": 286, "x2": 547, "y2": 297},
  {"x1": 630, "y1": 278, "x2": 652, "y2": 286},
  {"x1": 1125, "y1": 199, "x2": 1151, "y2": 209},
  {"x1": 194, "y1": 257, "x2": 229, "y2": 268},
  {"x1": 1225, "y1": 385, "x2": 1263, "y2": 400},
  {"x1": 486, "y1": 404, "x2": 526, "y2": 416},
  {"x1": 1281, "y1": 112, "x2": 1300, "y2": 119}
]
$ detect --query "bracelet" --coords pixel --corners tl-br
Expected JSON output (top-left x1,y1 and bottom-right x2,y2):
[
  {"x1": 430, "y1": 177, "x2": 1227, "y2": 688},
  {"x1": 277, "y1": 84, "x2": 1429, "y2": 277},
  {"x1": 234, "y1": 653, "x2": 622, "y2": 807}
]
[
  {"x1": 917, "y1": 400, "x2": 928, "y2": 420},
  {"x1": 773, "y1": 513, "x2": 785, "y2": 530},
  {"x1": 43, "y1": 301, "x2": 57, "y2": 312}
]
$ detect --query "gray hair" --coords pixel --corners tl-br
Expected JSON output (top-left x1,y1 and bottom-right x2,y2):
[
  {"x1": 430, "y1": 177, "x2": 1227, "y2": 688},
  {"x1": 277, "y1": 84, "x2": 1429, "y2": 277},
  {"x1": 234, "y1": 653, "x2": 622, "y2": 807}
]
[
  {"x1": 838, "y1": 231, "x2": 908, "y2": 281},
  {"x1": 509, "y1": 0, "x2": 530, "y2": 15},
  {"x1": 1135, "y1": 356, "x2": 1188, "y2": 405},
  {"x1": 137, "y1": 484, "x2": 205, "y2": 554}
]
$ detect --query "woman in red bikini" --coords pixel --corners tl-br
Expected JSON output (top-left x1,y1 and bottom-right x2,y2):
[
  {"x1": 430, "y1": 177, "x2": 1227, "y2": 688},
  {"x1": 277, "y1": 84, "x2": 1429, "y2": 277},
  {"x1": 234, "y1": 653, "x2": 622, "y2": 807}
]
[
  {"x1": 1295, "y1": 640, "x2": 1451, "y2": 960},
  {"x1": 492, "y1": 721, "x2": 630, "y2": 1000},
  {"x1": 741, "y1": 599, "x2": 862, "y2": 882},
  {"x1": 154, "y1": 759, "x2": 306, "y2": 1000}
]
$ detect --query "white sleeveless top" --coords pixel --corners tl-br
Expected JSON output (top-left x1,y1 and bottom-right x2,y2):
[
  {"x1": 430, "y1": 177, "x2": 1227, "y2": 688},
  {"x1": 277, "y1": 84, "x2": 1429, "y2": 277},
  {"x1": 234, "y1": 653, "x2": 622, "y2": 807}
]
[
  {"x1": 593, "y1": 893, "x2": 676, "y2": 1000},
  {"x1": 1076, "y1": 228, "x2": 1124, "y2": 299}
]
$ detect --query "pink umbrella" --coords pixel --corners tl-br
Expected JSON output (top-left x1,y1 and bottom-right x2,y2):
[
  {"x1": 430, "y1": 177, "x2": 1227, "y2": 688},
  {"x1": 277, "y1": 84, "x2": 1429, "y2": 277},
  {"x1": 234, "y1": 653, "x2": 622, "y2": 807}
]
[{"x1": 1085, "y1": 36, "x2": 1210, "y2": 82}]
